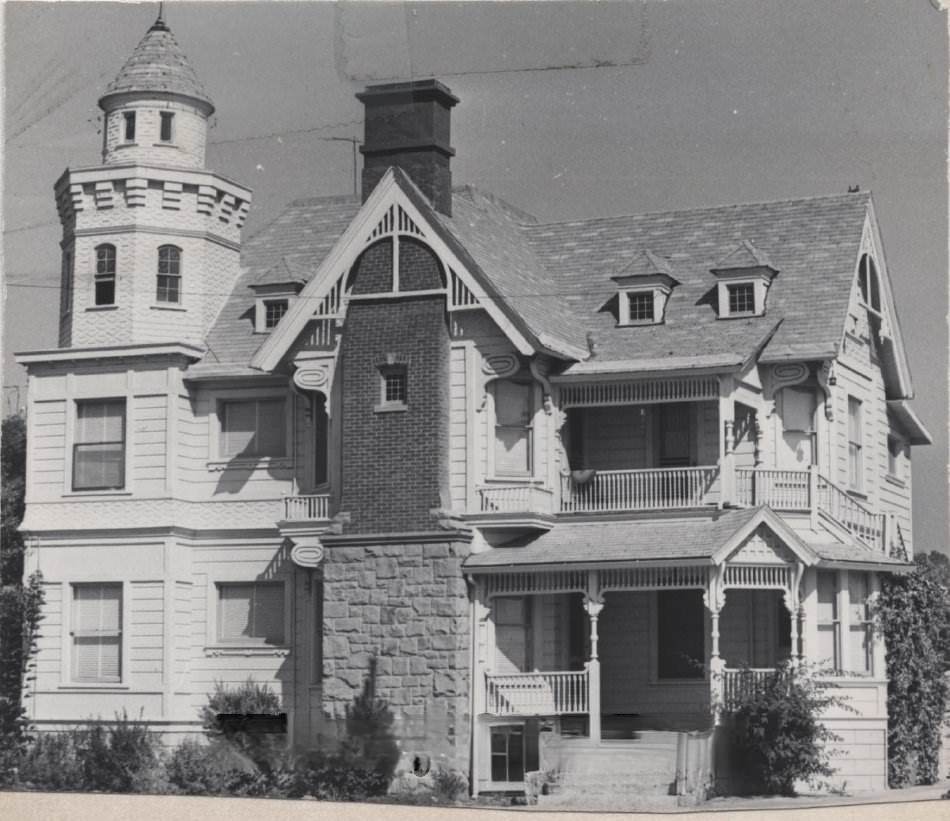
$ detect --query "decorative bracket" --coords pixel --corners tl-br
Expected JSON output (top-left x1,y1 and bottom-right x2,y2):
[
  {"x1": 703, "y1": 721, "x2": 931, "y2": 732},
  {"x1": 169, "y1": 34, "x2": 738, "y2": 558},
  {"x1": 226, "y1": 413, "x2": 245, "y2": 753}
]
[
  {"x1": 765, "y1": 362, "x2": 809, "y2": 401},
  {"x1": 816, "y1": 360, "x2": 836, "y2": 421}
]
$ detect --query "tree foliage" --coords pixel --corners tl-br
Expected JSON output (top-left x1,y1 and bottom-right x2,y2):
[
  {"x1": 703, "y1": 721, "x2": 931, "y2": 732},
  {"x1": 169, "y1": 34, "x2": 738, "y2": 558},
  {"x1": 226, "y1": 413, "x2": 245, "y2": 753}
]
[{"x1": 874, "y1": 552, "x2": 950, "y2": 787}]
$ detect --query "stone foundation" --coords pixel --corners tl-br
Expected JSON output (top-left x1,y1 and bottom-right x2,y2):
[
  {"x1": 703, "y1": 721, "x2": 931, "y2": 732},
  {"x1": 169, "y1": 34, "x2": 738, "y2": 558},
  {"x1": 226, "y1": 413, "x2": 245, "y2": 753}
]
[{"x1": 320, "y1": 536, "x2": 472, "y2": 773}]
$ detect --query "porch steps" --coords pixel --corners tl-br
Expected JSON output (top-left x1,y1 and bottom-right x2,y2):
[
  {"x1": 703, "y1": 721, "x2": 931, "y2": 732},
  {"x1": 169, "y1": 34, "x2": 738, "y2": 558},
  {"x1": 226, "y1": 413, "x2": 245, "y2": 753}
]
[{"x1": 540, "y1": 732, "x2": 681, "y2": 806}]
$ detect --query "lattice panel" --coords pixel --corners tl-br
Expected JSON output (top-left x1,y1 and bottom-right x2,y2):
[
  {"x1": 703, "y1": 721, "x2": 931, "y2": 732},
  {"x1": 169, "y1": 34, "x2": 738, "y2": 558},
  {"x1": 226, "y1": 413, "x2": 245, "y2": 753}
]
[
  {"x1": 560, "y1": 377, "x2": 719, "y2": 408},
  {"x1": 449, "y1": 268, "x2": 480, "y2": 310},
  {"x1": 723, "y1": 564, "x2": 791, "y2": 590},
  {"x1": 598, "y1": 565, "x2": 709, "y2": 592},
  {"x1": 314, "y1": 273, "x2": 346, "y2": 318},
  {"x1": 366, "y1": 204, "x2": 426, "y2": 243},
  {"x1": 483, "y1": 570, "x2": 588, "y2": 597}
]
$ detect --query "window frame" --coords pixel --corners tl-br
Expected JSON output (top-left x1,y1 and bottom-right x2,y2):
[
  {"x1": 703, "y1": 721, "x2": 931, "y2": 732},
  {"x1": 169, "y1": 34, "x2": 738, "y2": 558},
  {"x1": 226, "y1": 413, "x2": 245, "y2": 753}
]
[
  {"x1": 123, "y1": 111, "x2": 136, "y2": 143},
  {"x1": 488, "y1": 378, "x2": 535, "y2": 480},
  {"x1": 94, "y1": 244, "x2": 117, "y2": 306},
  {"x1": 264, "y1": 298, "x2": 289, "y2": 330},
  {"x1": 847, "y1": 572, "x2": 873, "y2": 676},
  {"x1": 816, "y1": 570, "x2": 841, "y2": 671},
  {"x1": 627, "y1": 290, "x2": 655, "y2": 323},
  {"x1": 215, "y1": 581, "x2": 288, "y2": 646},
  {"x1": 69, "y1": 582, "x2": 124, "y2": 685},
  {"x1": 159, "y1": 111, "x2": 175, "y2": 143},
  {"x1": 375, "y1": 364, "x2": 408, "y2": 412},
  {"x1": 727, "y1": 282, "x2": 756, "y2": 315},
  {"x1": 217, "y1": 396, "x2": 288, "y2": 461},
  {"x1": 60, "y1": 249, "x2": 74, "y2": 317},
  {"x1": 156, "y1": 245, "x2": 182, "y2": 304},
  {"x1": 848, "y1": 396, "x2": 864, "y2": 492},
  {"x1": 71, "y1": 398, "x2": 127, "y2": 492}
]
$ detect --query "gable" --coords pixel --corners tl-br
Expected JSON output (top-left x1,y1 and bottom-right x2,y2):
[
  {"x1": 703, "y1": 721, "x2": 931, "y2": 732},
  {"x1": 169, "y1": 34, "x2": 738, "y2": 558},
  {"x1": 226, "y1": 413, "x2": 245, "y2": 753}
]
[
  {"x1": 726, "y1": 525, "x2": 798, "y2": 565},
  {"x1": 252, "y1": 169, "x2": 546, "y2": 373}
]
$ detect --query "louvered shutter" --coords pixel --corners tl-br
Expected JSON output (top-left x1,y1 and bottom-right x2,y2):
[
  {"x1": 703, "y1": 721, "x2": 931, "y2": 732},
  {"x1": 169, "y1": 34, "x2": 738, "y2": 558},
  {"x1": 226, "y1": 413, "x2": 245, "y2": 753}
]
[{"x1": 73, "y1": 584, "x2": 121, "y2": 682}]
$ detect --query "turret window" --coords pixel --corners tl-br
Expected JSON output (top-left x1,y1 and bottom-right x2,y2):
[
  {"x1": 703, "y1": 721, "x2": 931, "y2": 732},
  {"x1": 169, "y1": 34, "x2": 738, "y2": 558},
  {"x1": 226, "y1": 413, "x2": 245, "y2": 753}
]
[
  {"x1": 159, "y1": 112, "x2": 174, "y2": 143},
  {"x1": 156, "y1": 246, "x2": 182, "y2": 304},
  {"x1": 94, "y1": 244, "x2": 116, "y2": 306},
  {"x1": 123, "y1": 111, "x2": 136, "y2": 143}
]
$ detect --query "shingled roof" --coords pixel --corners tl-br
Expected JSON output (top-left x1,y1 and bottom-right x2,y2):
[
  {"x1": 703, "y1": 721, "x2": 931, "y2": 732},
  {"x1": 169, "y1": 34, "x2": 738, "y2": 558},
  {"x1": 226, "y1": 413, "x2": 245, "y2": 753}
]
[
  {"x1": 199, "y1": 181, "x2": 874, "y2": 377},
  {"x1": 99, "y1": 15, "x2": 214, "y2": 113}
]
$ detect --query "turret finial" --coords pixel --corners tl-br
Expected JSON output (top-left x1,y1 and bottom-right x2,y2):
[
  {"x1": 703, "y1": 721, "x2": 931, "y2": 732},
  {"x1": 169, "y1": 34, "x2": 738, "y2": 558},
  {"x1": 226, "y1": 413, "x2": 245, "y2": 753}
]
[{"x1": 151, "y1": 2, "x2": 168, "y2": 31}]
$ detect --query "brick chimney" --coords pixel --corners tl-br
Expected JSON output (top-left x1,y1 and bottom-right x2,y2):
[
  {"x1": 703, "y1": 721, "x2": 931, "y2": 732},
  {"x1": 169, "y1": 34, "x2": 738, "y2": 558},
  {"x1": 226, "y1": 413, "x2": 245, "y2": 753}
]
[{"x1": 357, "y1": 79, "x2": 459, "y2": 216}]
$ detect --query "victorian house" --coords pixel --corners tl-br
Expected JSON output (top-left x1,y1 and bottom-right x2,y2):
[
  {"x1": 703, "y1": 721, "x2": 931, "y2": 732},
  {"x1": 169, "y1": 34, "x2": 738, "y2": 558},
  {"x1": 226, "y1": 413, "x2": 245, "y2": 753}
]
[{"x1": 16, "y1": 13, "x2": 930, "y2": 797}]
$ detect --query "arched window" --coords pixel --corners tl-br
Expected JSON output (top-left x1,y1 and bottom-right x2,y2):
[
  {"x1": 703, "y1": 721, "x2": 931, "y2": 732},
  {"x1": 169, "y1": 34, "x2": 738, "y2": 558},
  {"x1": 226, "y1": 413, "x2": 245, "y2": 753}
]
[
  {"x1": 157, "y1": 246, "x2": 182, "y2": 304},
  {"x1": 491, "y1": 379, "x2": 534, "y2": 477},
  {"x1": 94, "y1": 244, "x2": 116, "y2": 306},
  {"x1": 858, "y1": 255, "x2": 880, "y2": 312}
]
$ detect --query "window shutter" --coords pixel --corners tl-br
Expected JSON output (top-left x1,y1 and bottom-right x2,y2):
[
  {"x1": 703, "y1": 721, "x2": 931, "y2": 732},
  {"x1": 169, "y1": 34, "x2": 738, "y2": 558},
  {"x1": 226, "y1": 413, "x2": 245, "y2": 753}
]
[
  {"x1": 256, "y1": 401, "x2": 286, "y2": 457},
  {"x1": 222, "y1": 402, "x2": 256, "y2": 457},
  {"x1": 73, "y1": 584, "x2": 121, "y2": 682}
]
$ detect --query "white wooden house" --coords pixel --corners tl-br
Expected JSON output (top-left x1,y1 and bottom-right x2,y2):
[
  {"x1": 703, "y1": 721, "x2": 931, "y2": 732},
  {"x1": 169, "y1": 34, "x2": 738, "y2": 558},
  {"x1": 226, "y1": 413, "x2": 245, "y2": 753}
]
[{"x1": 16, "y1": 12, "x2": 930, "y2": 797}]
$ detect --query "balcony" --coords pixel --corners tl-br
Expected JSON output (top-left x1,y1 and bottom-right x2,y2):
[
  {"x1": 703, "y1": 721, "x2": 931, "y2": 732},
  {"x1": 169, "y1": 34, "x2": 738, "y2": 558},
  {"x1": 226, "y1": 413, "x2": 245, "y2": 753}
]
[
  {"x1": 560, "y1": 466, "x2": 719, "y2": 514},
  {"x1": 282, "y1": 493, "x2": 331, "y2": 522},
  {"x1": 485, "y1": 669, "x2": 590, "y2": 716}
]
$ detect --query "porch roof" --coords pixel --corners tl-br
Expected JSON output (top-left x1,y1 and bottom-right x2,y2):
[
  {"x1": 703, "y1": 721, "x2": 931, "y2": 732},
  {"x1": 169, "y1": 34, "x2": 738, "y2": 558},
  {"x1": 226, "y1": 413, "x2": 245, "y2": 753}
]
[
  {"x1": 810, "y1": 542, "x2": 912, "y2": 570},
  {"x1": 465, "y1": 508, "x2": 763, "y2": 569}
]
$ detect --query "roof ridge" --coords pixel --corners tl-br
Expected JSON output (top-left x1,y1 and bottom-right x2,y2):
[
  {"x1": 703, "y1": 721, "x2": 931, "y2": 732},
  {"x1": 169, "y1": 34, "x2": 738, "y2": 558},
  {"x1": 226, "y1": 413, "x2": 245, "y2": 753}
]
[{"x1": 528, "y1": 190, "x2": 871, "y2": 229}]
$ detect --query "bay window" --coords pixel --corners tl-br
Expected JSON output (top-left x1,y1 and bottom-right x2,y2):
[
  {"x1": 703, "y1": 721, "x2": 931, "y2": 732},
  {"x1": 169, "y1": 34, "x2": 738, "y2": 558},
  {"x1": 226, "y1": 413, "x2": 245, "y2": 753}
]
[
  {"x1": 73, "y1": 399, "x2": 126, "y2": 491},
  {"x1": 219, "y1": 398, "x2": 286, "y2": 459}
]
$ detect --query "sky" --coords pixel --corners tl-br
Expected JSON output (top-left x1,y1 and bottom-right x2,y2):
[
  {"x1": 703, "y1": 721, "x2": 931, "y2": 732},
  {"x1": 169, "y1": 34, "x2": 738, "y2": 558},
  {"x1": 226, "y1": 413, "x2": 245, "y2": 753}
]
[{"x1": 2, "y1": 0, "x2": 947, "y2": 552}]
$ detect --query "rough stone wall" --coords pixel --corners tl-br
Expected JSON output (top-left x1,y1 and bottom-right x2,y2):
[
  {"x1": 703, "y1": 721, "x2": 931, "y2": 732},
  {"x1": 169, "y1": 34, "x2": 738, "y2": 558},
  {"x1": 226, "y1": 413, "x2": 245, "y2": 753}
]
[{"x1": 321, "y1": 538, "x2": 472, "y2": 772}]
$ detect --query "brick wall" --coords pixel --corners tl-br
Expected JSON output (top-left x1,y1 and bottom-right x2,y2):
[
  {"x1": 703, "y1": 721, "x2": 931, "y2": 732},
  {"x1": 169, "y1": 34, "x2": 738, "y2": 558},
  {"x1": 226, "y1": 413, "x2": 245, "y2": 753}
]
[
  {"x1": 339, "y1": 295, "x2": 451, "y2": 533},
  {"x1": 321, "y1": 538, "x2": 472, "y2": 772}
]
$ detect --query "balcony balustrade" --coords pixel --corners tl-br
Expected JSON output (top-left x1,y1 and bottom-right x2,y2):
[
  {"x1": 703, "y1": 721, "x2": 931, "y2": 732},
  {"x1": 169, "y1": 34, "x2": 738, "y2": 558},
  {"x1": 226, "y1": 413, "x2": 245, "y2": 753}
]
[
  {"x1": 721, "y1": 667, "x2": 782, "y2": 710},
  {"x1": 560, "y1": 466, "x2": 718, "y2": 514},
  {"x1": 485, "y1": 668, "x2": 589, "y2": 716},
  {"x1": 282, "y1": 493, "x2": 330, "y2": 521},
  {"x1": 476, "y1": 484, "x2": 554, "y2": 514}
]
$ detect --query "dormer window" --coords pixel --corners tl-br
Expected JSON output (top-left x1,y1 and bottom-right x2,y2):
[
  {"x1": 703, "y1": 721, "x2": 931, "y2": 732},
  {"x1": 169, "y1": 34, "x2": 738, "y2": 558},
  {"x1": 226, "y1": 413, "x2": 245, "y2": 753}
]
[
  {"x1": 264, "y1": 299, "x2": 288, "y2": 329},
  {"x1": 251, "y1": 257, "x2": 306, "y2": 333},
  {"x1": 611, "y1": 250, "x2": 678, "y2": 326},
  {"x1": 711, "y1": 240, "x2": 778, "y2": 319},
  {"x1": 123, "y1": 111, "x2": 136, "y2": 143}
]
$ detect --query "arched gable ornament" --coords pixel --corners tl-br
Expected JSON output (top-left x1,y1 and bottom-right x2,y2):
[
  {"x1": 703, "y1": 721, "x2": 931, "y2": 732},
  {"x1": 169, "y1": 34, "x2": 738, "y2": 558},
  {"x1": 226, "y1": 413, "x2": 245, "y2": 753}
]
[
  {"x1": 765, "y1": 362, "x2": 809, "y2": 401},
  {"x1": 477, "y1": 353, "x2": 521, "y2": 413}
]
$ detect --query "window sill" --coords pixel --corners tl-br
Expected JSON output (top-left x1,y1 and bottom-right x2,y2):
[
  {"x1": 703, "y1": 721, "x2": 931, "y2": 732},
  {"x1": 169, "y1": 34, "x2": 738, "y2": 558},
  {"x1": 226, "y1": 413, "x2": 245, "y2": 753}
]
[
  {"x1": 719, "y1": 311, "x2": 761, "y2": 320},
  {"x1": 150, "y1": 304, "x2": 186, "y2": 312},
  {"x1": 206, "y1": 457, "x2": 292, "y2": 472},
  {"x1": 374, "y1": 402, "x2": 408, "y2": 414},
  {"x1": 884, "y1": 474, "x2": 906, "y2": 489},
  {"x1": 85, "y1": 304, "x2": 118, "y2": 312},
  {"x1": 618, "y1": 319, "x2": 662, "y2": 327},
  {"x1": 63, "y1": 489, "x2": 132, "y2": 498},
  {"x1": 59, "y1": 683, "x2": 129, "y2": 690},
  {"x1": 204, "y1": 645, "x2": 290, "y2": 658},
  {"x1": 846, "y1": 489, "x2": 868, "y2": 501},
  {"x1": 484, "y1": 476, "x2": 540, "y2": 484},
  {"x1": 151, "y1": 142, "x2": 179, "y2": 148}
]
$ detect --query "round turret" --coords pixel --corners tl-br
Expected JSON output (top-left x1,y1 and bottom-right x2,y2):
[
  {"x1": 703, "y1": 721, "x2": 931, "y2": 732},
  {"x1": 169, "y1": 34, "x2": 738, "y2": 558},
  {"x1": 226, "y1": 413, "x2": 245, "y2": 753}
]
[{"x1": 97, "y1": 14, "x2": 213, "y2": 169}]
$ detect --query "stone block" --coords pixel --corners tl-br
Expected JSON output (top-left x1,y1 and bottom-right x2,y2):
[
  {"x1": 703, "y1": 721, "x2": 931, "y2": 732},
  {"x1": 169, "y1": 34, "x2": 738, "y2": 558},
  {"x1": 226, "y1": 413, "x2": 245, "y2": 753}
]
[
  {"x1": 410, "y1": 657, "x2": 429, "y2": 675},
  {"x1": 423, "y1": 544, "x2": 450, "y2": 559},
  {"x1": 392, "y1": 658, "x2": 409, "y2": 675},
  {"x1": 324, "y1": 601, "x2": 348, "y2": 619},
  {"x1": 428, "y1": 617, "x2": 452, "y2": 634},
  {"x1": 324, "y1": 636, "x2": 350, "y2": 659},
  {"x1": 362, "y1": 605, "x2": 380, "y2": 623},
  {"x1": 376, "y1": 558, "x2": 398, "y2": 579},
  {"x1": 411, "y1": 598, "x2": 432, "y2": 616},
  {"x1": 431, "y1": 635, "x2": 456, "y2": 651}
]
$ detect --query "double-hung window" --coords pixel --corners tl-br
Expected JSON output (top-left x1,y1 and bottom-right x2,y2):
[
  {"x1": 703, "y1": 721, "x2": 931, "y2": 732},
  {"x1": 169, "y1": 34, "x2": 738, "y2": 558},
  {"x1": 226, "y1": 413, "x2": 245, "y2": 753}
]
[
  {"x1": 94, "y1": 244, "x2": 116, "y2": 306},
  {"x1": 727, "y1": 282, "x2": 756, "y2": 315},
  {"x1": 73, "y1": 399, "x2": 125, "y2": 491},
  {"x1": 217, "y1": 582, "x2": 285, "y2": 645},
  {"x1": 156, "y1": 245, "x2": 182, "y2": 304},
  {"x1": 159, "y1": 111, "x2": 175, "y2": 143},
  {"x1": 220, "y1": 398, "x2": 286, "y2": 459},
  {"x1": 71, "y1": 583, "x2": 122, "y2": 683},
  {"x1": 493, "y1": 380, "x2": 533, "y2": 477},
  {"x1": 848, "y1": 573, "x2": 872, "y2": 675},
  {"x1": 848, "y1": 396, "x2": 863, "y2": 491}
]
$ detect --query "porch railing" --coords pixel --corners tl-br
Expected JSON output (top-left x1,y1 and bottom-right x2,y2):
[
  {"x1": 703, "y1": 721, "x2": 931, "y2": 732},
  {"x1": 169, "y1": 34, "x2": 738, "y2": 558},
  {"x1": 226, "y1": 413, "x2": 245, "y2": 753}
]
[
  {"x1": 735, "y1": 468, "x2": 810, "y2": 511},
  {"x1": 816, "y1": 474, "x2": 884, "y2": 550},
  {"x1": 476, "y1": 484, "x2": 554, "y2": 514},
  {"x1": 721, "y1": 668, "x2": 781, "y2": 710},
  {"x1": 283, "y1": 494, "x2": 331, "y2": 521},
  {"x1": 485, "y1": 669, "x2": 589, "y2": 716},
  {"x1": 560, "y1": 466, "x2": 718, "y2": 514}
]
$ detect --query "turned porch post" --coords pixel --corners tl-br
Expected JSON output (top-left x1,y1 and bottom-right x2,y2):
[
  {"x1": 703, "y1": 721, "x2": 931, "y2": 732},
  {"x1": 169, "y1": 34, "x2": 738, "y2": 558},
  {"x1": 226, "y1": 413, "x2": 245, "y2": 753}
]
[
  {"x1": 706, "y1": 567, "x2": 725, "y2": 724},
  {"x1": 584, "y1": 572, "x2": 604, "y2": 742},
  {"x1": 719, "y1": 377, "x2": 735, "y2": 507}
]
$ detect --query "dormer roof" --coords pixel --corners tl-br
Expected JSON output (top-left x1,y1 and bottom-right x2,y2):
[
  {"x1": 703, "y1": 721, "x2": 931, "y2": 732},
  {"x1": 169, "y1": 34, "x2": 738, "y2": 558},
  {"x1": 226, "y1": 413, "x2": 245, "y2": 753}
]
[
  {"x1": 710, "y1": 239, "x2": 778, "y2": 279},
  {"x1": 611, "y1": 249, "x2": 679, "y2": 290},
  {"x1": 250, "y1": 257, "x2": 309, "y2": 292},
  {"x1": 99, "y1": 13, "x2": 214, "y2": 114}
]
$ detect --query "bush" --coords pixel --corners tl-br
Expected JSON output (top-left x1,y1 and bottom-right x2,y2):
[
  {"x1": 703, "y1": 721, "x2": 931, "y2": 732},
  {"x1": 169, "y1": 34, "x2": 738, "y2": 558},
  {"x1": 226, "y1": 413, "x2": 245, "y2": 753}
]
[
  {"x1": 339, "y1": 660, "x2": 399, "y2": 782},
  {"x1": 431, "y1": 766, "x2": 468, "y2": 802},
  {"x1": 292, "y1": 751, "x2": 390, "y2": 800},
  {"x1": 16, "y1": 730, "x2": 86, "y2": 791},
  {"x1": 723, "y1": 661, "x2": 846, "y2": 796},
  {"x1": 200, "y1": 678, "x2": 286, "y2": 773}
]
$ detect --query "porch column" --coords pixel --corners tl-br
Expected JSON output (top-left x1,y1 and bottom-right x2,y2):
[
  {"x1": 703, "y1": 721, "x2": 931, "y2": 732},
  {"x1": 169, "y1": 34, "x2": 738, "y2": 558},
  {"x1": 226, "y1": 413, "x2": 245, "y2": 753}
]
[
  {"x1": 719, "y1": 376, "x2": 735, "y2": 507},
  {"x1": 584, "y1": 596, "x2": 604, "y2": 743},
  {"x1": 707, "y1": 567, "x2": 725, "y2": 724},
  {"x1": 808, "y1": 464, "x2": 819, "y2": 529}
]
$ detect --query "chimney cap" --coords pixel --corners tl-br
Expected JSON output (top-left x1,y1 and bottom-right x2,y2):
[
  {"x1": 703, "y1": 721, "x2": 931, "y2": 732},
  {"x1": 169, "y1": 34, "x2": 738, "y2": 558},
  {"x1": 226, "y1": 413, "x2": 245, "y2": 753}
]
[{"x1": 357, "y1": 79, "x2": 459, "y2": 107}]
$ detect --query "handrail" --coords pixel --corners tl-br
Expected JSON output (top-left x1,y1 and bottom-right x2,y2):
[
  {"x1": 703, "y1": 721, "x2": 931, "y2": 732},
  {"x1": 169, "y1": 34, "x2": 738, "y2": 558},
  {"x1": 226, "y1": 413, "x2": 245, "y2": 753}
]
[
  {"x1": 561, "y1": 466, "x2": 718, "y2": 513},
  {"x1": 476, "y1": 484, "x2": 554, "y2": 514},
  {"x1": 485, "y1": 669, "x2": 589, "y2": 716},
  {"x1": 816, "y1": 473, "x2": 884, "y2": 551},
  {"x1": 734, "y1": 468, "x2": 810, "y2": 510}
]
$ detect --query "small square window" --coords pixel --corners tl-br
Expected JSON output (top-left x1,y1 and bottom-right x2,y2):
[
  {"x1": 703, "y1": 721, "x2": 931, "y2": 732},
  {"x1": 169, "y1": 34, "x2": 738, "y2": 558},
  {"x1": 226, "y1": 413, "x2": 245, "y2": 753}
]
[
  {"x1": 383, "y1": 369, "x2": 407, "y2": 404},
  {"x1": 264, "y1": 299, "x2": 288, "y2": 330},
  {"x1": 627, "y1": 292, "x2": 655, "y2": 322},
  {"x1": 727, "y1": 283, "x2": 756, "y2": 314},
  {"x1": 159, "y1": 112, "x2": 174, "y2": 143},
  {"x1": 217, "y1": 582, "x2": 285, "y2": 645}
]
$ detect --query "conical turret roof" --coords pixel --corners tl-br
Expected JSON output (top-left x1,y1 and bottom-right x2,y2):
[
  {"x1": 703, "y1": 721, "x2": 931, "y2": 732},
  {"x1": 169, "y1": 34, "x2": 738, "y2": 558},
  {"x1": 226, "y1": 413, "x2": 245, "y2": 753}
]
[{"x1": 99, "y1": 14, "x2": 214, "y2": 114}]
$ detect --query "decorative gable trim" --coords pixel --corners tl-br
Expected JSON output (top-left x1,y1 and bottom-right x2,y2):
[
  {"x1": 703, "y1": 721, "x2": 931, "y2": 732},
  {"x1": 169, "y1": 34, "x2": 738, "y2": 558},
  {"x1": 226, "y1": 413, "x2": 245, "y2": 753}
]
[
  {"x1": 710, "y1": 506, "x2": 819, "y2": 567},
  {"x1": 252, "y1": 169, "x2": 540, "y2": 372}
]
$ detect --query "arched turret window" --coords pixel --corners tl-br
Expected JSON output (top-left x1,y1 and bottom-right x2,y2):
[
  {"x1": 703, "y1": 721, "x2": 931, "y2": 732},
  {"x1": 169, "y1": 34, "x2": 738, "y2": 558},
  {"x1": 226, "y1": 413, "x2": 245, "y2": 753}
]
[
  {"x1": 94, "y1": 244, "x2": 116, "y2": 306},
  {"x1": 157, "y1": 245, "x2": 182, "y2": 304}
]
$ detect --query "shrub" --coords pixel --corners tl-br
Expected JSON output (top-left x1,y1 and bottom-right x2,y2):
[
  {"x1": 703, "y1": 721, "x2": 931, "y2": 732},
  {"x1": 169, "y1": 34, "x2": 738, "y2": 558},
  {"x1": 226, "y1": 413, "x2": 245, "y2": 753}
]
[
  {"x1": 339, "y1": 660, "x2": 399, "y2": 782},
  {"x1": 292, "y1": 751, "x2": 390, "y2": 800},
  {"x1": 431, "y1": 766, "x2": 468, "y2": 802},
  {"x1": 16, "y1": 730, "x2": 86, "y2": 791},
  {"x1": 166, "y1": 738, "x2": 261, "y2": 795},
  {"x1": 874, "y1": 553, "x2": 950, "y2": 787},
  {"x1": 723, "y1": 661, "x2": 846, "y2": 796},
  {"x1": 200, "y1": 678, "x2": 286, "y2": 773}
]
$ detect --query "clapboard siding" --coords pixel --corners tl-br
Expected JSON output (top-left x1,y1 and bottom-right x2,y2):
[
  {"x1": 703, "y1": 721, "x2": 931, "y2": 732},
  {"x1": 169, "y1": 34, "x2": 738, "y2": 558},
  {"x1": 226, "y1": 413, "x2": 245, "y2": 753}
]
[
  {"x1": 29, "y1": 401, "x2": 67, "y2": 499},
  {"x1": 33, "y1": 583, "x2": 64, "y2": 686},
  {"x1": 131, "y1": 395, "x2": 166, "y2": 491},
  {"x1": 129, "y1": 581, "x2": 164, "y2": 688}
]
